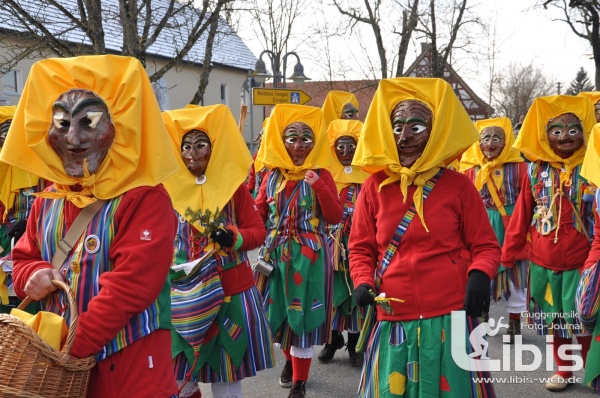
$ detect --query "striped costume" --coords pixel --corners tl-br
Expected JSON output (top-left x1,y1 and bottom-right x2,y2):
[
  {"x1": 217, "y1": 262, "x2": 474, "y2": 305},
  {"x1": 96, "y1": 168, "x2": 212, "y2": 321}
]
[
  {"x1": 525, "y1": 162, "x2": 594, "y2": 337},
  {"x1": 171, "y1": 186, "x2": 274, "y2": 383},
  {"x1": 330, "y1": 183, "x2": 365, "y2": 332},
  {"x1": 255, "y1": 168, "x2": 341, "y2": 349}
]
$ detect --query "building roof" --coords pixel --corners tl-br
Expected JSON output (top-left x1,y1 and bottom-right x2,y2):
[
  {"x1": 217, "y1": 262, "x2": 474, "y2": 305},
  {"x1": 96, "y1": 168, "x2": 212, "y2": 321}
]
[
  {"x1": 404, "y1": 43, "x2": 494, "y2": 120},
  {"x1": 0, "y1": 0, "x2": 256, "y2": 71}
]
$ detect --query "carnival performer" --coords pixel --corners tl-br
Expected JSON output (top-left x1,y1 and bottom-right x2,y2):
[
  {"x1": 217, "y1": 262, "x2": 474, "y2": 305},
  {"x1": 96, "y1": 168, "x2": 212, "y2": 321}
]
[
  {"x1": 322, "y1": 90, "x2": 360, "y2": 127},
  {"x1": 6, "y1": 55, "x2": 179, "y2": 397},
  {"x1": 349, "y1": 77, "x2": 500, "y2": 398},
  {"x1": 502, "y1": 95, "x2": 595, "y2": 392},
  {"x1": 460, "y1": 117, "x2": 528, "y2": 342},
  {"x1": 317, "y1": 119, "x2": 370, "y2": 366},
  {"x1": 578, "y1": 121, "x2": 600, "y2": 394},
  {"x1": 162, "y1": 104, "x2": 273, "y2": 398},
  {"x1": 254, "y1": 104, "x2": 342, "y2": 398}
]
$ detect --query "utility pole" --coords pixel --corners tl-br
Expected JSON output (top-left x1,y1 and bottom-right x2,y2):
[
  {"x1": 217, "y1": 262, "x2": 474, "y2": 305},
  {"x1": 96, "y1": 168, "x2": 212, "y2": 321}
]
[{"x1": 556, "y1": 82, "x2": 561, "y2": 94}]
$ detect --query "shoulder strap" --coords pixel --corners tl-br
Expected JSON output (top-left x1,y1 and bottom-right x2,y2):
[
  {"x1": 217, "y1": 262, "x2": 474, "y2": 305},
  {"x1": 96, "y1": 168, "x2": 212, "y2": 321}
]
[
  {"x1": 375, "y1": 169, "x2": 443, "y2": 289},
  {"x1": 52, "y1": 199, "x2": 107, "y2": 270},
  {"x1": 486, "y1": 180, "x2": 507, "y2": 216}
]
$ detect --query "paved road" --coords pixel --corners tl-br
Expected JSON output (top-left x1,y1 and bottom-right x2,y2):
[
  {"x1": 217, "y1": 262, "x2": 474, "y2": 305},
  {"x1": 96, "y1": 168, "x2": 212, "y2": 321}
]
[{"x1": 197, "y1": 251, "x2": 598, "y2": 397}]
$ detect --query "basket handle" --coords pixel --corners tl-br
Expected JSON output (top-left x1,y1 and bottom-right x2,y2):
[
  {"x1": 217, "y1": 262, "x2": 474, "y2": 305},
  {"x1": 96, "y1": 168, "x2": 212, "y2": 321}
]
[{"x1": 16, "y1": 279, "x2": 80, "y2": 356}]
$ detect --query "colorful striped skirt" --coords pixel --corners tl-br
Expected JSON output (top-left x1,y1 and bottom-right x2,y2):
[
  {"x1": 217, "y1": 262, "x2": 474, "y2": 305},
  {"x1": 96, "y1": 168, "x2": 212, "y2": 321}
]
[
  {"x1": 358, "y1": 312, "x2": 495, "y2": 398},
  {"x1": 173, "y1": 286, "x2": 274, "y2": 383},
  {"x1": 358, "y1": 314, "x2": 496, "y2": 398},
  {"x1": 261, "y1": 240, "x2": 333, "y2": 350}
]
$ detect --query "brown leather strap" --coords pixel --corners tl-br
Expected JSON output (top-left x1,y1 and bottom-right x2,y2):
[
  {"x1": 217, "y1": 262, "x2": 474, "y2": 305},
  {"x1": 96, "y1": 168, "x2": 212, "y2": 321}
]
[{"x1": 52, "y1": 199, "x2": 107, "y2": 270}]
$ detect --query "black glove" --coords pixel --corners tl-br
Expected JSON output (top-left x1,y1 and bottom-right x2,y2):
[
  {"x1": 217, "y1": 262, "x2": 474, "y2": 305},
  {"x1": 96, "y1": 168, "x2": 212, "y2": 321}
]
[
  {"x1": 7, "y1": 220, "x2": 27, "y2": 243},
  {"x1": 354, "y1": 284, "x2": 376, "y2": 307},
  {"x1": 210, "y1": 227, "x2": 235, "y2": 248},
  {"x1": 464, "y1": 270, "x2": 491, "y2": 317}
]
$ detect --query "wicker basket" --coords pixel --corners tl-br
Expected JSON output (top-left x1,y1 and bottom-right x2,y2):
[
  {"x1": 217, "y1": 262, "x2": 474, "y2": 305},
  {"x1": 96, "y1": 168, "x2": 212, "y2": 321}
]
[{"x1": 0, "y1": 280, "x2": 96, "y2": 397}]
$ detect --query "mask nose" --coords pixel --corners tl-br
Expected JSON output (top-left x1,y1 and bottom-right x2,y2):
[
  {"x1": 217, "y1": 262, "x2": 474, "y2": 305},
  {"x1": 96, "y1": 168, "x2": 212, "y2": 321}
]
[{"x1": 66, "y1": 125, "x2": 81, "y2": 146}]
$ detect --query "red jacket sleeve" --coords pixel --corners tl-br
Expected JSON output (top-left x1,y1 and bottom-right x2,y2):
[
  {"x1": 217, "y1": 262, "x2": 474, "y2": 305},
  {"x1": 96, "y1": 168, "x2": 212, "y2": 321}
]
[
  {"x1": 232, "y1": 184, "x2": 266, "y2": 251},
  {"x1": 348, "y1": 177, "x2": 377, "y2": 289},
  {"x1": 312, "y1": 169, "x2": 343, "y2": 225},
  {"x1": 255, "y1": 170, "x2": 271, "y2": 223},
  {"x1": 459, "y1": 176, "x2": 501, "y2": 279},
  {"x1": 13, "y1": 186, "x2": 177, "y2": 359},
  {"x1": 501, "y1": 170, "x2": 533, "y2": 264},
  {"x1": 11, "y1": 200, "x2": 53, "y2": 298}
]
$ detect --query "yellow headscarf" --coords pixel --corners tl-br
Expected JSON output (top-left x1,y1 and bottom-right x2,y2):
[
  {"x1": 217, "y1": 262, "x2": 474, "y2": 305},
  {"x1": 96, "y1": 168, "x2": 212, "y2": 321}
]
[
  {"x1": 162, "y1": 104, "x2": 253, "y2": 231},
  {"x1": 0, "y1": 106, "x2": 40, "y2": 217},
  {"x1": 353, "y1": 77, "x2": 479, "y2": 231},
  {"x1": 515, "y1": 95, "x2": 595, "y2": 186},
  {"x1": 459, "y1": 117, "x2": 523, "y2": 191},
  {"x1": 0, "y1": 105, "x2": 17, "y2": 125},
  {"x1": 581, "y1": 123, "x2": 600, "y2": 187},
  {"x1": 0, "y1": 55, "x2": 178, "y2": 208},
  {"x1": 253, "y1": 117, "x2": 269, "y2": 173},
  {"x1": 577, "y1": 91, "x2": 600, "y2": 108},
  {"x1": 322, "y1": 90, "x2": 359, "y2": 127},
  {"x1": 255, "y1": 104, "x2": 332, "y2": 190},
  {"x1": 327, "y1": 119, "x2": 370, "y2": 193}
]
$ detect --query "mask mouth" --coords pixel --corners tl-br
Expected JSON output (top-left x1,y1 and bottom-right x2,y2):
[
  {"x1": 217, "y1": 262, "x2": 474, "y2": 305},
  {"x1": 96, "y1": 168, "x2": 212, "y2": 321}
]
[
  {"x1": 67, "y1": 147, "x2": 89, "y2": 155},
  {"x1": 398, "y1": 144, "x2": 421, "y2": 153}
]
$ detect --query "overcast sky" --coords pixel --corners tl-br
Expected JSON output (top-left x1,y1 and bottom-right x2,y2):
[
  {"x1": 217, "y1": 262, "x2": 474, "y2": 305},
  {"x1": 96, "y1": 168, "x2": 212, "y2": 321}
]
[{"x1": 238, "y1": 1, "x2": 597, "y2": 101}]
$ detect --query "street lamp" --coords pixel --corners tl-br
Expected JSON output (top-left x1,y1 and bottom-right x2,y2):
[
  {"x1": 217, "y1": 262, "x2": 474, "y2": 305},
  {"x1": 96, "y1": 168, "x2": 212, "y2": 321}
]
[{"x1": 249, "y1": 49, "x2": 311, "y2": 88}]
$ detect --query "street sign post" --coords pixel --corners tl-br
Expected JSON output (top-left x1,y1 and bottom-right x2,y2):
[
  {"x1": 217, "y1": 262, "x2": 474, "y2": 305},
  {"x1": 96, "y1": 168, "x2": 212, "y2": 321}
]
[{"x1": 252, "y1": 88, "x2": 312, "y2": 106}]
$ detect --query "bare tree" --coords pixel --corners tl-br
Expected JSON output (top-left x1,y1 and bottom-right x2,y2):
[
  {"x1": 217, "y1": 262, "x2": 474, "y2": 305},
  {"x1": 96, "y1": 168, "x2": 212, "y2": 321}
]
[
  {"x1": 492, "y1": 62, "x2": 555, "y2": 123},
  {"x1": 0, "y1": 0, "x2": 233, "y2": 103},
  {"x1": 332, "y1": 0, "x2": 389, "y2": 78},
  {"x1": 413, "y1": 0, "x2": 480, "y2": 78},
  {"x1": 243, "y1": 0, "x2": 308, "y2": 86},
  {"x1": 540, "y1": 0, "x2": 600, "y2": 89},
  {"x1": 395, "y1": 0, "x2": 420, "y2": 77}
]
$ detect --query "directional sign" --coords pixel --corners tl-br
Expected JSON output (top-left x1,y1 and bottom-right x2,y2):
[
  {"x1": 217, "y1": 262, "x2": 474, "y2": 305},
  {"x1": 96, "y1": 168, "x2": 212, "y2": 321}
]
[{"x1": 252, "y1": 88, "x2": 312, "y2": 106}]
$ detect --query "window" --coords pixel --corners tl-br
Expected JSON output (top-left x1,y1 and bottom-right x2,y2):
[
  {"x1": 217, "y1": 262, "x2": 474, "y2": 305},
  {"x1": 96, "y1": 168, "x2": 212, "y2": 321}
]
[
  {"x1": 220, "y1": 83, "x2": 229, "y2": 105},
  {"x1": 3, "y1": 70, "x2": 19, "y2": 93}
]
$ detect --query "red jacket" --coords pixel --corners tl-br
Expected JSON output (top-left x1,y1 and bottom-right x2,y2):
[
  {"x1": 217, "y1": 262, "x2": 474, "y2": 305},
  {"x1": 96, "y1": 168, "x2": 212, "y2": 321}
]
[
  {"x1": 12, "y1": 185, "x2": 177, "y2": 358},
  {"x1": 502, "y1": 169, "x2": 591, "y2": 271},
  {"x1": 349, "y1": 169, "x2": 500, "y2": 321}
]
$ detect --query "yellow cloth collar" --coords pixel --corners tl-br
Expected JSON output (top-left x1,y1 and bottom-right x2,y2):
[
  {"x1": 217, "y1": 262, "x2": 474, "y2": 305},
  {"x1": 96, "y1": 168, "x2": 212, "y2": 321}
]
[
  {"x1": 162, "y1": 105, "x2": 253, "y2": 231},
  {"x1": 0, "y1": 55, "x2": 179, "y2": 207},
  {"x1": 256, "y1": 104, "x2": 332, "y2": 191},
  {"x1": 353, "y1": 77, "x2": 479, "y2": 232},
  {"x1": 321, "y1": 91, "x2": 359, "y2": 128},
  {"x1": 326, "y1": 119, "x2": 370, "y2": 193},
  {"x1": 460, "y1": 117, "x2": 523, "y2": 191},
  {"x1": 516, "y1": 95, "x2": 595, "y2": 184}
]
